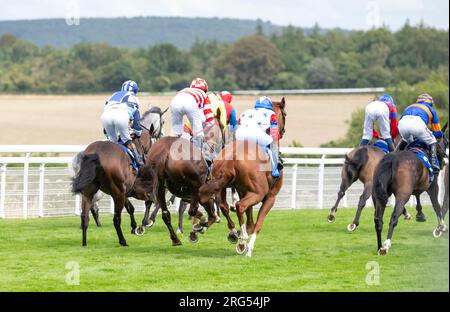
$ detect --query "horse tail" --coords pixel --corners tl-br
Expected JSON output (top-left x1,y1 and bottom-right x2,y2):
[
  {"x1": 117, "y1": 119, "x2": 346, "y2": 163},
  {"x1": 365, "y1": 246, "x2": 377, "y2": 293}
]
[
  {"x1": 344, "y1": 147, "x2": 368, "y2": 181},
  {"x1": 71, "y1": 154, "x2": 101, "y2": 194},
  {"x1": 372, "y1": 154, "x2": 395, "y2": 207}
]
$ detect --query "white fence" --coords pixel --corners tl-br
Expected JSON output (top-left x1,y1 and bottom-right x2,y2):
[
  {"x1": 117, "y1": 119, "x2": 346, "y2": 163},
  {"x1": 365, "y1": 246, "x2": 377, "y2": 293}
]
[{"x1": 0, "y1": 145, "x2": 446, "y2": 219}]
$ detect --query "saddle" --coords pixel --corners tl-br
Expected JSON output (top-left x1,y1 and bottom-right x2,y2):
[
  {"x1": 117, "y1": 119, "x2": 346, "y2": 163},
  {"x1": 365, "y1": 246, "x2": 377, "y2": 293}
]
[
  {"x1": 406, "y1": 140, "x2": 438, "y2": 182},
  {"x1": 118, "y1": 144, "x2": 139, "y2": 172}
]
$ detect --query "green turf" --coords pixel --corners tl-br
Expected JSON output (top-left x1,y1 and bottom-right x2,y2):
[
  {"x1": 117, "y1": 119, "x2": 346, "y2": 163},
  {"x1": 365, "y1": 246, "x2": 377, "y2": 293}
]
[{"x1": 0, "y1": 208, "x2": 448, "y2": 292}]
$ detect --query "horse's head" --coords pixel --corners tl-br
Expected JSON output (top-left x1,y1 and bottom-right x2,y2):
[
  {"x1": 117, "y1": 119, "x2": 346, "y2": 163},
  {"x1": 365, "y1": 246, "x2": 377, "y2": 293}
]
[
  {"x1": 203, "y1": 109, "x2": 226, "y2": 159},
  {"x1": 272, "y1": 97, "x2": 287, "y2": 139},
  {"x1": 141, "y1": 106, "x2": 169, "y2": 140}
]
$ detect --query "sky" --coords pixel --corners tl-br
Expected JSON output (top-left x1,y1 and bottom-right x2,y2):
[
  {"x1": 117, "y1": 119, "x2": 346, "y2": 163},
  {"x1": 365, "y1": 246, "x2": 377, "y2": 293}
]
[{"x1": 0, "y1": 0, "x2": 448, "y2": 30}]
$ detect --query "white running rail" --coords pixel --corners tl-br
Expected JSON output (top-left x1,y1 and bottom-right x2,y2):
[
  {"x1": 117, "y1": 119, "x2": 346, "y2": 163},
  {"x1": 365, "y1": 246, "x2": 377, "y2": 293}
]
[{"x1": 0, "y1": 145, "x2": 447, "y2": 219}]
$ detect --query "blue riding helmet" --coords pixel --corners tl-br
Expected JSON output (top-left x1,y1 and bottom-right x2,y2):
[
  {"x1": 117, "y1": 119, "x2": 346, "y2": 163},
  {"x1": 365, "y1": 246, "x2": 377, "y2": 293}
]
[
  {"x1": 121, "y1": 80, "x2": 139, "y2": 94},
  {"x1": 379, "y1": 94, "x2": 394, "y2": 104},
  {"x1": 255, "y1": 96, "x2": 273, "y2": 110}
]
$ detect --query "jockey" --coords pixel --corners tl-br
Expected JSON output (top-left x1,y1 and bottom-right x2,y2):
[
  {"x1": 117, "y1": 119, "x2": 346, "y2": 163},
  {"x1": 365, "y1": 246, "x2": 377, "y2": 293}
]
[
  {"x1": 101, "y1": 80, "x2": 144, "y2": 167},
  {"x1": 219, "y1": 91, "x2": 238, "y2": 140},
  {"x1": 236, "y1": 96, "x2": 282, "y2": 178},
  {"x1": 170, "y1": 78, "x2": 214, "y2": 161},
  {"x1": 219, "y1": 91, "x2": 238, "y2": 128},
  {"x1": 360, "y1": 94, "x2": 398, "y2": 152},
  {"x1": 397, "y1": 93, "x2": 443, "y2": 172}
]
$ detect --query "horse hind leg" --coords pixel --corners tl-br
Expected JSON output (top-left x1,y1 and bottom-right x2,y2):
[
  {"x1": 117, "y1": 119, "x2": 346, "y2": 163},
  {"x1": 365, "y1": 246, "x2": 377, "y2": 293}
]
[
  {"x1": 328, "y1": 177, "x2": 351, "y2": 223},
  {"x1": 158, "y1": 184, "x2": 181, "y2": 246},
  {"x1": 235, "y1": 192, "x2": 262, "y2": 255},
  {"x1": 382, "y1": 197, "x2": 408, "y2": 254},
  {"x1": 348, "y1": 183, "x2": 372, "y2": 232},
  {"x1": 112, "y1": 195, "x2": 128, "y2": 246},
  {"x1": 374, "y1": 197, "x2": 386, "y2": 255},
  {"x1": 81, "y1": 194, "x2": 92, "y2": 246},
  {"x1": 124, "y1": 199, "x2": 138, "y2": 235},
  {"x1": 246, "y1": 195, "x2": 276, "y2": 257},
  {"x1": 177, "y1": 200, "x2": 188, "y2": 234},
  {"x1": 427, "y1": 181, "x2": 447, "y2": 237}
]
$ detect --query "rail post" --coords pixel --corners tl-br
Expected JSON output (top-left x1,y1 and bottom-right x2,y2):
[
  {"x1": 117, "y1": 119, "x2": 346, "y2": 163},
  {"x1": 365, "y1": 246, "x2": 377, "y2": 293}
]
[
  {"x1": 23, "y1": 152, "x2": 31, "y2": 219},
  {"x1": 38, "y1": 163, "x2": 45, "y2": 217},
  {"x1": 0, "y1": 164, "x2": 6, "y2": 218},
  {"x1": 318, "y1": 155, "x2": 326, "y2": 209},
  {"x1": 291, "y1": 164, "x2": 298, "y2": 209}
]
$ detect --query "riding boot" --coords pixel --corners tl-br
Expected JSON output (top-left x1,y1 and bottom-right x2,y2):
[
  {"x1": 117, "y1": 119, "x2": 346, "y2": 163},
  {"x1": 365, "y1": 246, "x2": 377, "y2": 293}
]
[
  {"x1": 267, "y1": 143, "x2": 281, "y2": 178},
  {"x1": 127, "y1": 142, "x2": 144, "y2": 167},
  {"x1": 395, "y1": 140, "x2": 408, "y2": 152},
  {"x1": 360, "y1": 139, "x2": 370, "y2": 146},
  {"x1": 385, "y1": 138, "x2": 395, "y2": 153},
  {"x1": 430, "y1": 143, "x2": 440, "y2": 173}
]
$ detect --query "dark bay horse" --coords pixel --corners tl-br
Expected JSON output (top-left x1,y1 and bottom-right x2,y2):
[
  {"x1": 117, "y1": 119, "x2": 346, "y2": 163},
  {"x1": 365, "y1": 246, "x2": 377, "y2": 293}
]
[
  {"x1": 373, "y1": 123, "x2": 449, "y2": 255},
  {"x1": 71, "y1": 119, "x2": 156, "y2": 246},
  {"x1": 198, "y1": 97, "x2": 287, "y2": 257},
  {"x1": 328, "y1": 145, "x2": 421, "y2": 232},
  {"x1": 71, "y1": 106, "x2": 168, "y2": 233},
  {"x1": 443, "y1": 164, "x2": 449, "y2": 218},
  {"x1": 134, "y1": 133, "x2": 221, "y2": 246},
  {"x1": 137, "y1": 112, "x2": 226, "y2": 236}
]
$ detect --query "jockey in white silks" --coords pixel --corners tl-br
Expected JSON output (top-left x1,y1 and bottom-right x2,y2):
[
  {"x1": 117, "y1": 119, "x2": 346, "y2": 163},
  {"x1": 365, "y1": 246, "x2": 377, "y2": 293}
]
[
  {"x1": 101, "y1": 80, "x2": 144, "y2": 167},
  {"x1": 235, "y1": 96, "x2": 283, "y2": 178}
]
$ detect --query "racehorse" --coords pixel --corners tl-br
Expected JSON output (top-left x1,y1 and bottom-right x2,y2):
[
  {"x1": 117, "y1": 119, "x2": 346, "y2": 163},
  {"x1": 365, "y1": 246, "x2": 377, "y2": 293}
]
[
  {"x1": 137, "y1": 112, "x2": 226, "y2": 236},
  {"x1": 71, "y1": 106, "x2": 168, "y2": 232},
  {"x1": 327, "y1": 144, "x2": 421, "y2": 232},
  {"x1": 198, "y1": 97, "x2": 287, "y2": 257},
  {"x1": 373, "y1": 122, "x2": 449, "y2": 255},
  {"x1": 71, "y1": 106, "x2": 166, "y2": 246}
]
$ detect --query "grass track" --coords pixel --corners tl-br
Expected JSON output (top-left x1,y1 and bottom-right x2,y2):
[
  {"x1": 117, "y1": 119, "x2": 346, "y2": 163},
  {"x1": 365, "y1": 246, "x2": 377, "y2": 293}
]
[{"x1": 0, "y1": 208, "x2": 448, "y2": 291}]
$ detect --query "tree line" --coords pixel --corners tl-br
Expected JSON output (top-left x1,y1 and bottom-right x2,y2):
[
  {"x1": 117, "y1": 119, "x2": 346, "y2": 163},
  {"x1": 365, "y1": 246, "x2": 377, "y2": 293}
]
[{"x1": 0, "y1": 21, "x2": 448, "y2": 95}]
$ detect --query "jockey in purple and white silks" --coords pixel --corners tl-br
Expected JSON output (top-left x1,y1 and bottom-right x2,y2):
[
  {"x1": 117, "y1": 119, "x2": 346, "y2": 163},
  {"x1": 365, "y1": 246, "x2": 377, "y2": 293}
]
[
  {"x1": 235, "y1": 96, "x2": 282, "y2": 178},
  {"x1": 101, "y1": 80, "x2": 144, "y2": 167}
]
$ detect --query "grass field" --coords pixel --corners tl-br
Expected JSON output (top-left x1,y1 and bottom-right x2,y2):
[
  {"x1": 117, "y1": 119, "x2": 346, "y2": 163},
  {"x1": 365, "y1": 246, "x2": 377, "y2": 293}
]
[
  {"x1": 0, "y1": 94, "x2": 371, "y2": 147},
  {"x1": 0, "y1": 208, "x2": 448, "y2": 292}
]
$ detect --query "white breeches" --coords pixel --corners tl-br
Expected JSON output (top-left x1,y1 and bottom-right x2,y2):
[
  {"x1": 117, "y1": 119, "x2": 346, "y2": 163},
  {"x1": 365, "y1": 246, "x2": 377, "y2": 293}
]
[
  {"x1": 170, "y1": 93, "x2": 205, "y2": 137},
  {"x1": 101, "y1": 106, "x2": 131, "y2": 144},
  {"x1": 362, "y1": 101, "x2": 391, "y2": 140},
  {"x1": 398, "y1": 115, "x2": 436, "y2": 145},
  {"x1": 235, "y1": 124, "x2": 273, "y2": 147}
]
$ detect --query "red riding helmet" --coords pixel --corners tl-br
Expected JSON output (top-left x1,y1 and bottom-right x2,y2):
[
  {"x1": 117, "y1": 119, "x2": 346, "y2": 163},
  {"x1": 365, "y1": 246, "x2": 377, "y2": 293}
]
[
  {"x1": 219, "y1": 91, "x2": 233, "y2": 104},
  {"x1": 190, "y1": 78, "x2": 208, "y2": 93}
]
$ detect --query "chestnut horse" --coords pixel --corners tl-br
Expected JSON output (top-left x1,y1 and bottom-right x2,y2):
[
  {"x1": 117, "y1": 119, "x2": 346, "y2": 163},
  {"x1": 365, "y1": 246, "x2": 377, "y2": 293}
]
[
  {"x1": 71, "y1": 126, "x2": 154, "y2": 246},
  {"x1": 327, "y1": 144, "x2": 421, "y2": 232},
  {"x1": 373, "y1": 123, "x2": 449, "y2": 255},
  {"x1": 199, "y1": 97, "x2": 286, "y2": 257}
]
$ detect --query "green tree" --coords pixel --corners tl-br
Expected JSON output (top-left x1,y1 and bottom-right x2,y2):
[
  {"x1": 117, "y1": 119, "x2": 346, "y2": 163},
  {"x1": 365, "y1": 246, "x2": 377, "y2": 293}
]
[{"x1": 305, "y1": 57, "x2": 336, "y2": 89}]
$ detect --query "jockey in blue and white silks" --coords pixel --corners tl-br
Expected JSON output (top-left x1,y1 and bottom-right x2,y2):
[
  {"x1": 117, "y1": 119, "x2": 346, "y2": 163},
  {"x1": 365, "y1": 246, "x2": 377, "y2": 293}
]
[
  {"x1": 101, "y1": 80, "x2": 144, "y2": 166},
  {"x1": 235, "y1": 96, "x2": 282, "y2": 178}
]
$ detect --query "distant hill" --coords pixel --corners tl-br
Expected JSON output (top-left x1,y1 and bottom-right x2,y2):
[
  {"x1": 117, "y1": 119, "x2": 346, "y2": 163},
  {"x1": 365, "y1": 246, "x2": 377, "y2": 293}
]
[{"x1": 0, "y1": 16, "x2": 285, "y2": 49}]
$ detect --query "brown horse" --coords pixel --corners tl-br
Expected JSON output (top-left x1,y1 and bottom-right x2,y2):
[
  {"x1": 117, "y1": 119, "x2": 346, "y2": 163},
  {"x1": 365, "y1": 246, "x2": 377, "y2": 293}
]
[
  {"x1": 327, "y1": 144, "x2": 421, "y2": 232},
  {"x1": 198, "y1": 97, "x2": 287, "y2": 257},
  {"x1": 71, "y1": 127, "x2": 154, "y2": 246},
  {"x1": 134, "y1": 131, "x2": 222, "y2": 246},
  {"x1": 136, "y1": 112, "x2": 226, "y2": 236},
  {"x1": 373, "y1": 123, "x2": 449, "y2": 255}
]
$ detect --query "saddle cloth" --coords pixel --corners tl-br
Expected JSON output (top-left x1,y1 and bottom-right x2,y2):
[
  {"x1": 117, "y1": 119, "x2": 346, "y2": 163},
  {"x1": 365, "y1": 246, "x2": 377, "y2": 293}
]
[
  {"x1": 118, "y1": 144, "x2": 139, "y2": 172},
  {"x1": 407, "y1": 140, "x2": 437, "y2": 182},
  {"x1": 372, "y1": 140, "x2": 389, "y2": 154}
]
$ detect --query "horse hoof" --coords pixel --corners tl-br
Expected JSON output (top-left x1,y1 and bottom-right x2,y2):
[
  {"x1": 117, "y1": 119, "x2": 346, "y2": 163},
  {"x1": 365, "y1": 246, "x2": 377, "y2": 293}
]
[
  {"x1": 404, "y1": 213, "x2": 412, "y2": 220},
  {"x1": 347, "y1": 224, "x2": 357, "y2": 232},
  {"x1": 416, "y1": 214, "x2": 426, "y2": 222},
  {"x1": 327, "y1": 215, "x2": 335, "y2": 223},
  {"x1": 134, "y1": 226, "x2": 145, "y2": 236},
  {"x1": 120, "y1": 242, "x2": 128, "y2": 247},
  {"x1": 433, "y1": 228, "x2": 443, "y2": 238},
  {"x1": 172, "y1": 240, "x2": 182, "y2": 246},
  {"x1": 189, "y1": 232, "x2": 199, "y2": 244},
  {"x1": 145, "y1": 220, "x2": 154, "y2": 228},
  {"x1": 192, "y1": 223, "x2": 203, "y2": 232},
  {"x1": 236, "y1": 242, "x2": 247, "y2": 255},
  {"x1": 176, "y1": 228, "x2": 183, "y2": 235},
  {"x1": 215, "y1": 217, "x2": 221, "y2": 224},
  {"x1": 378, "y1": 247, "x2": 388, "y2": 256},
  {"x1": 227, "y1": 232, "x2": 239, "y2": 244},
  {"x1": 230, "y1": 206, "x2": 236, "y2": 212}
]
